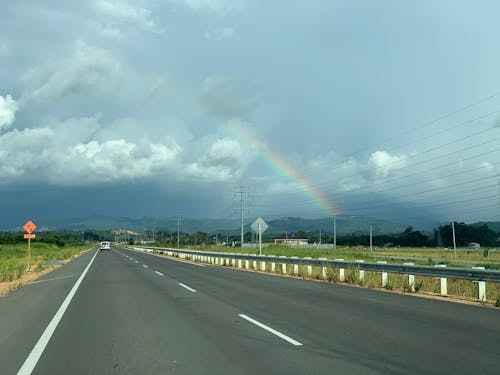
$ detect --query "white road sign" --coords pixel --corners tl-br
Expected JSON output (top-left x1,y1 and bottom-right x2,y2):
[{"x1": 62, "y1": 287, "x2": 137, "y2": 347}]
[{"x1": 251, "y1": 217, "x2": 269, "y2": 233}]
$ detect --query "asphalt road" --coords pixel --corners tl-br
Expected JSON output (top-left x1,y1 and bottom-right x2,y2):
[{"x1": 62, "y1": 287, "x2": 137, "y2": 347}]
[{"x1": 0, "y1": 246, "x2": 498, "y2": 374}]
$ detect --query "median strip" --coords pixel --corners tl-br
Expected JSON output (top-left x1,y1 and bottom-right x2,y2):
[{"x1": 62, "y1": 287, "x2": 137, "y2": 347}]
[
  {"x1": 238, "y1": 314, "x2": 303, "y2": 346},
  {"x1": 178, "y1": 283, "x2": 197, "y2": 293}
]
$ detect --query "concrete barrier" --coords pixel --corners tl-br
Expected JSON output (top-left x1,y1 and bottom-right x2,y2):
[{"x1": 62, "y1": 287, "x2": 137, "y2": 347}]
[
  {"x1": 305, "y1": 257, "x2": 312, "y2": 276},
  {"x1": 356, "y1": 260, "x2": 365, "y2": 282},
  {"x1": 377, "y1": 261, "x2": 388, "y2": 287},
  {"x1": 435, "y1": 265, "x2": 447, "y2": 296},
  {"x1": 292, "y1": 257, "x2": 299, "y2": 275},
  {"x1": 335, "y1": 259, "x2": 345, "y2": 282},
  {"x1": 280, "y1": 256, "x2": 287, "y2": 274},
  {"x1": 472, "y1": 266, "x2": 486, "y2": 302},
  {"x1": 404, "y1": 262, "x2": 415, "y2": 292}
]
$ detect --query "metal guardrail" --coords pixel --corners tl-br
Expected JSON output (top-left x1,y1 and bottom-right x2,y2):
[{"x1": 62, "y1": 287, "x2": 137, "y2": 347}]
[{"x1": 132, "y1": 246, "x2": 500, "y2": 282}]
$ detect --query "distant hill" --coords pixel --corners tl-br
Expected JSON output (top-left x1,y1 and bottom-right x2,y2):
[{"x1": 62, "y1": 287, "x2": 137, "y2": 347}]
[{"x1": 24, "y1": 214, "x2": 410, "y2": 235}]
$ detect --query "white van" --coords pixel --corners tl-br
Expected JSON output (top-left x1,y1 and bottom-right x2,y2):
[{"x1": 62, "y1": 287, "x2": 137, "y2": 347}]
[{"x1": 100, "y1": 241, "x2": 111, "y2": 250}]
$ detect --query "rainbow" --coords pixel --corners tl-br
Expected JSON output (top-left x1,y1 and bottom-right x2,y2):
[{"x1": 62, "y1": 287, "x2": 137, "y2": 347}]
[{"x1": 223, "y1": 119, "x2": 335, "y2": 214}]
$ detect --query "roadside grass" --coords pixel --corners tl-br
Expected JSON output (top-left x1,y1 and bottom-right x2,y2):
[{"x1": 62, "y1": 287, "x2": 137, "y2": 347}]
[
  {"x1": 187, "y1": 244, "x2": 500, "y2": 267},
  {"x1": 0, "y1": 243, "x2": 90, "y2": 282}
]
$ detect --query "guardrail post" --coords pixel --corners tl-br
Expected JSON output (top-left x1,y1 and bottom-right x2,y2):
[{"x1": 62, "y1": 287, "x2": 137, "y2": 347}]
[
  {"x1": 252, "y1": 260, "x2": 257, "y2": 270},
  {"x1": 435, "y1": 265, "x2": 447, "y2": 296},
  {"x1": 271, "y1": 256, "x2": 276, "y2": 272},
  {"x1": 232, "y1": 257, "x2": 236, "y2": 267},
  {"x1": 238, "y1": 259, "x2": 242, "y2": 268},
  {"x1": 304, "y1": 257, "x2": 313, "y2": 276},
  {"x1": 245, "y1": 259, "x2": 250, "y2": 269},
  {"x1": 319, "y1": 258, "x2": 327, "y2": 279},
  {"x1": 472, "y1": 267, "x2": 486, "y2": 302},
  {"x1": 261, "y1": 258, "x2": 266, "y2": 271},
  {"x1": 280, "y1": 256, "x2": 287, "y2": 274},
  {"x1": 292, "y1": 257, "x2": 299, "y2": 276},
  {"x1": 356, "y1": 260, "x2": 365, "y2": 282},
  {"x1": 377, "y1": 261, "x2": 388, "y2": 287},
  {"x1": 335, "y1": 259, "x2": 345, "y2": 281},
  {"x1": 404, "y1": 263, "x2": 415, "y2": 292}
]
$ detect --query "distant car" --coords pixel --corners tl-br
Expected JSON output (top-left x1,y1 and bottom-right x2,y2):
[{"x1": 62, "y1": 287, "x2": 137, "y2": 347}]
[{"x1": 100, "y1": 241, "x2": 111, "y2": 250}]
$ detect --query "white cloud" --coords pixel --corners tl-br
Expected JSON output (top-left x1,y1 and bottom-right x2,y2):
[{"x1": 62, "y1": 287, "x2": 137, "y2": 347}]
[
  {"x1": 0, "y1": 109, "x2": 184, "y2": 184},
  {"x1": 203, "y1": 27, "x2": 235, "y2": 40},
  {"x1": 25, "y1": 43, "x2": 120, "y2": 103},
  {"x1": 176, "y1": 0, "x2": 245, "y2": 13},
  {"x1": 57, "y1": 139, "x2": 181, "y2": 184},
  {"x1": 0, "y1": 127, "x2": 56, "y2": 178},
  {"x1": 94, "y1": 0, "x2": 165, "y2": 34},
  {"x1": 187, "y1": 138, "x2": 244, "y2": 181},
  {"x1": 368, "y1": 150, "x2": 408, "y2": 177},
  {"x1": 0, "y1": 95, "x2": 19, "y2": 130}
]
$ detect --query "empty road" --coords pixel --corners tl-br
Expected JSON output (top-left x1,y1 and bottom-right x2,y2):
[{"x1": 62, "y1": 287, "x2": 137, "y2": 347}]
[{"x1": 0, "y1": 246, "x2": 498, "y2": 374}]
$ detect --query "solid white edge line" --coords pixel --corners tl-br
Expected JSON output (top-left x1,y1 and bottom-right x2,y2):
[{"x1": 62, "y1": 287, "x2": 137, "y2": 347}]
[
  {"x1": 17, "y1": 249, "x2": 100, "y2": 375},
  {"x1": 142, "y1": 264, "x2": 149, "y2": 268},
  {"x1": 238, "y1": 314, "x2": 303, "y2": 346},
  {"x1": 178, "y1": 282, "x2": 197, "y2": 293},
  {"x1": 154, "y1": 271, "x2": 164, "y2": 276}
]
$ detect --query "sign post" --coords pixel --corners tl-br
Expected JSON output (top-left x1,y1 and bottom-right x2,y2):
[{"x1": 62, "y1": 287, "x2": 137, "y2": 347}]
[
  {"x1": 23, "y1": 220, "x2": 37, "y2": 271},
  {"x1": 251, "y1": 217, "x2": 269, "y2": 255}
]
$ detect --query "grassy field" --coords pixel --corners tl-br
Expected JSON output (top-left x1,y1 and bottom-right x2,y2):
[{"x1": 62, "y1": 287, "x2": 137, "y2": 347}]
[
  {"x1": 184, "y1": 244, "x2": 500, "y2": 268},
  {"x1": 0, "y1": 243, "x2": 92, "y2": 283}
]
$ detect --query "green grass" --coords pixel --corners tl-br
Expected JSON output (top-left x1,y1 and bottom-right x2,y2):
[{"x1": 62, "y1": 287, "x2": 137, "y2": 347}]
[
  {"x1": 182, "y1": 244, "x2": 500, "y2": 268},
  {"x1": 0, "y1": 243, "x2": 91, "y2": 282}
]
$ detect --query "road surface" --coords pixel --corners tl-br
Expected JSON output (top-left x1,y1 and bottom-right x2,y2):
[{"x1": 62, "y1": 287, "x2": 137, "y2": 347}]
[{"x1": 0, "y1": 246, "x2": 498, "y2": 374}]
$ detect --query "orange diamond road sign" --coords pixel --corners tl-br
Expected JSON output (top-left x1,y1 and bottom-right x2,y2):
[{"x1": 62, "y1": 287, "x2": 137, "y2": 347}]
[
  {"x1": 23, "y1": 220, "x2": 37, "y2": 234},
  {"x1": 24, "y1": 234, "x2": 36, "y2": 239}
]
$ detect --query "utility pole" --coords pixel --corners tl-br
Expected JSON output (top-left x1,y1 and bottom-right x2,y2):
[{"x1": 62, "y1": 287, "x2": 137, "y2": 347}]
[
  {"x1": 235, "y1": 185, "x2": 249, "y2": 247},
  {"x1": 176, "y1": 214, "x2": 183, "y2": 248},
  {"x1": 451, "y1": 221, "x2": 457, "y2": 259},
  {"x1": 152, "y1": 223, "x2": 156, "y2": 243},
  {"x1": 319, "y1": 228, "x2": 322, "y2": 245},
  {"x1": 369, "y1": 225, "x2": 373, "y2": 252},
  {"x1": 332, "y1": 210, "x2": 337, "y2": 250}
]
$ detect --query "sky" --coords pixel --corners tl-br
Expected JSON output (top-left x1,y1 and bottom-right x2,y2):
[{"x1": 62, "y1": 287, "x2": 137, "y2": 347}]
[{"x1": 1, "y1": 0, "x2": 500, "y2": 229}]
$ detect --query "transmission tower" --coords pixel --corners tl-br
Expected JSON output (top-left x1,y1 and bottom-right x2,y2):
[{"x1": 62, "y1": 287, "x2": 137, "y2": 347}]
[{"x1": 235, "y1": 185, "x2": 249, "y2": 247}]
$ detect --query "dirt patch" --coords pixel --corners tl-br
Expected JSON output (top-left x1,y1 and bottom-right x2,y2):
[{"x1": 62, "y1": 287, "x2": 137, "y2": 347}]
[{"x1": 0, "y1": 248, "x2": 93, "y2": 298}]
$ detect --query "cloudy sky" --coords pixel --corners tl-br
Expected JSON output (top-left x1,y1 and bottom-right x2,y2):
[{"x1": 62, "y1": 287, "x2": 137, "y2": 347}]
[{"x1": 1, "y1": 0, "x2": 499, "y2": 229}]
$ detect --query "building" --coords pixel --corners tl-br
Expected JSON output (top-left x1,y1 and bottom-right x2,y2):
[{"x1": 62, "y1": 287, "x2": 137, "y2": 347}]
[{"x1": 274, "y1": 238, "x2": 309, "y2": 246}]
